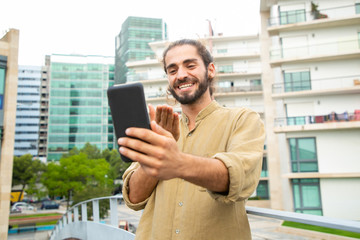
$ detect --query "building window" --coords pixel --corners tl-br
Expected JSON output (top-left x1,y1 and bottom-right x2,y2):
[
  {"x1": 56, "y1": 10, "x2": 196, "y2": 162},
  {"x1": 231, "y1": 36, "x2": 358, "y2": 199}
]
[
  {"x1": 256, "y1": 180, "x2": 269, "y2": 200},
  {"x1": 261, "y1": 157, "x2": 268, "y2": 177},
  {"x1": 356, "y1": 3, "x2": 360, "y2": 14},
  {"x1": 283, "y1": 70, "x2": 311, "y2": 92},
  {"x1": 280, "y1": 9, "x2": 306, "y2": 25},
  {"x1": 217, "y1": 65, "x2": 233, "y2": 73},
  {"x1": 292, "y1": 178, "x2": 322, "y2": 216},
  {"x1": 289, "y1": 138, "x2": 318, "y2": 172}
]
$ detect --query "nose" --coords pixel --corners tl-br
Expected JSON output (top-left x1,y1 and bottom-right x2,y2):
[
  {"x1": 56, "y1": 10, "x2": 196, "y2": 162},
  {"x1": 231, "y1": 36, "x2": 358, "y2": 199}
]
[{"x1": 176, "y1": 66, "x2": 188, "y2": 81}]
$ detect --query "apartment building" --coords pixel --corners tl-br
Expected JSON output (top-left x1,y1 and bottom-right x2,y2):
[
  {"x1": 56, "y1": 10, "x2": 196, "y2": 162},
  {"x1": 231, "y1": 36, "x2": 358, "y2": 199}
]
[
  {"x1": 260, "y1": 0, "x2": 360, "y2": 220},
  {"x1": 14, "y1": 66, "x2": 41, "y2": 157},
  {"x1": 37, "y1": 56, "x2": 50, "y2": 162},
  {"x1": 115, "y1": 16, "x2": 168, "y2": 84},
  {"x1": 126, "y1": 35, "x2": 270, "y2": 202},
  {"x1": 0, "y1": 28, "x2": 19, "y2": 240},
  {"x1": 46, "y1": 54, "x2": 115, "y2": 161}
]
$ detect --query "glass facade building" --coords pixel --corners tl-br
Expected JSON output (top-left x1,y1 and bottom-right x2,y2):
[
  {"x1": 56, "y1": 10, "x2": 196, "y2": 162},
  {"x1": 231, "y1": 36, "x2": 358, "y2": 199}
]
[
  {"x1": 115, "y1": 16, "x2": 167, "y2": 84},
  {"x1": 47, "y1": 54, "x2": 114, "y2": 161},
  {"x1": 14, "y1": 66, "x2": 41, "y2": 157}
]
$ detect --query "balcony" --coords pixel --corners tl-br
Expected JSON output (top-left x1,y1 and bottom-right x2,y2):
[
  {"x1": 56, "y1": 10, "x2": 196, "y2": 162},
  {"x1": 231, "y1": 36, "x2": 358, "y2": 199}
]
[
  {"x1": 270, "y1": 39, "x2": 360, "y2": 66},
  {"x1": 212, "y1": 47, "x2": 260, "y2": 60},
  {"x1": 216, "y1": 66, "x2": 262, "y2": 77},
  {"x1": 272, "y1": 75, "x2": 360, "y2": 98},
  {"x1": 274, "y1": 110, "x2": 360, "y2": 133},
  {"x1": 48, "y1": 196, "x2": 360, "y2": 240},
  {"x1": 127, "y1": 71, "x2": 166, "y2": 83},
  {"x1": 215, "y1": 85, "x2": 263, "y2": 98},
  {"x1": 267, "y1": 4, "x2": 360, "y2": 36}
]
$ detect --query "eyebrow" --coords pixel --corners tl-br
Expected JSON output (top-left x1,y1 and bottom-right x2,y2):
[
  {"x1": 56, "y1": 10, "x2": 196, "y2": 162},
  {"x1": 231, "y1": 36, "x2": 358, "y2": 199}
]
[{"x1": 166, "y1": 58, "x2": 199, "y2": 71}]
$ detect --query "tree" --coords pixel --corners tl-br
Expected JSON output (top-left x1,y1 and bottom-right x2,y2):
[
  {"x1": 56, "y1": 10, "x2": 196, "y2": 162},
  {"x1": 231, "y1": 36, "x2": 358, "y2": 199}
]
[
  {"x1": 12, "y1": 154, "x2": 46, "y2": 202},
  {"x1": 42, "y1": 153, "x2": 113, "y2": 209},
  {"x1": 101, "y1": 148, "x2": 131, "y2": 182}
]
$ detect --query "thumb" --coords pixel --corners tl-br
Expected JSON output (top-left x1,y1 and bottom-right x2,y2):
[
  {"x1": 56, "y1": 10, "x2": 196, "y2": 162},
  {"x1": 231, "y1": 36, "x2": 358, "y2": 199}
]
[
  {"x1": 148, "y1": 104, "x2": 156, "y2": 122},
  {"x1": 150, "y1": 120, "x2": 172, "y2": 138}
]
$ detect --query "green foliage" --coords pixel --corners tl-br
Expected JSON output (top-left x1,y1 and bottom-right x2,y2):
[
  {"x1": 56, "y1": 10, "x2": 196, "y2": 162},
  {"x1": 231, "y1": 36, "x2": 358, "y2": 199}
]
[
  {"x1": 12, "y1": 154, "x2": 46, "y2": 201},
  {"x1": 102, "y1": 148, "x2": 131, "y2": 181},
  {"x1": 72, "y1": 184, "x2": 113, "y2": 219},
  {"x1": 41, "y1": 152, "x2": 113, "y2": 209},
  {"x1": 282, "y1": 221, "x2": 360, "y2": 238}
]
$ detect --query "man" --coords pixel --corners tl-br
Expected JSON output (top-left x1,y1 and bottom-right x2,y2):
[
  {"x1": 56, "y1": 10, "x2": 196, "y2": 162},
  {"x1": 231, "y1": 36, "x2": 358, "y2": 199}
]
[{"x1": 119, "y1": 39, "x2": 265, "y2": 239}]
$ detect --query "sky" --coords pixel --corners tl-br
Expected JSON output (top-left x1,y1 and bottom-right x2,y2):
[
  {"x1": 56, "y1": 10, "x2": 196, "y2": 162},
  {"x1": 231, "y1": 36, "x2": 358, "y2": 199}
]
[{"x1": 1, "y1": 0, "x2": 261, "y2": 66}]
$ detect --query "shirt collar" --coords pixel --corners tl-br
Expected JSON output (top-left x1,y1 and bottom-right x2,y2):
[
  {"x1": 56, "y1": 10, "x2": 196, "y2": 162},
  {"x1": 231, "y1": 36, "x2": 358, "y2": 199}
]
[{"x1": 181, "y1": 100, "x2": 220, "y2": 124}]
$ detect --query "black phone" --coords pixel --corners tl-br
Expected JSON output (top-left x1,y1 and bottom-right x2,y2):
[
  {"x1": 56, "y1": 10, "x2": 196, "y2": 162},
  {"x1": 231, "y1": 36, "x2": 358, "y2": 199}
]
[{"x1": 107, "y1": 82, "x2": 150, "y2": 162}]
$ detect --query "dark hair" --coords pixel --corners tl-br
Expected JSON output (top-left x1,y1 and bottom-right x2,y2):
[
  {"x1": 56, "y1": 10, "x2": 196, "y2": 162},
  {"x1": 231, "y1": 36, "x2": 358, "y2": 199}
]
[{"x1": 162, "y1": 39, "x2": 215, "y2": 96}]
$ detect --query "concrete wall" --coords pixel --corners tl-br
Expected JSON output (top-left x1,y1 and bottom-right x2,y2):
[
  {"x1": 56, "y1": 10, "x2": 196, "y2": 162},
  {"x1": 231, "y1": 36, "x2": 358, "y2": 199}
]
[{"x1": 0, "y1": 28, "x2": 19, "y2": 240}]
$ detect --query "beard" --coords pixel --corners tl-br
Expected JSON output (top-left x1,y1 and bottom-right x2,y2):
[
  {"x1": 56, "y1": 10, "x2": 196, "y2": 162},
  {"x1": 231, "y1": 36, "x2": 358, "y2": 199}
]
[{"x1": 168, "y1": 72, "x2": 210, "y2": 105}]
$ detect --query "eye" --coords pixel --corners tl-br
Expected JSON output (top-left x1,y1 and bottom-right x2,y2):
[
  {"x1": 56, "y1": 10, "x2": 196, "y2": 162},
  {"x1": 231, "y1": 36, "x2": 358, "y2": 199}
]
[{"x1": 187, "y1": 64, "x2": 196, "y2": 69}]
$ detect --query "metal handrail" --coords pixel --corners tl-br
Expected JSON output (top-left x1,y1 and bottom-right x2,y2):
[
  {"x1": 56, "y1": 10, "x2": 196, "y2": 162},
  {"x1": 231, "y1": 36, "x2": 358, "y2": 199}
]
[
  {"x1": 50, "y1": 196, "x2": 360, "y2": 240},
  {"x1": 268, "y1": 4, "x2": 358, "y2": 26},
  {"x1": 50, "y1": 196, "x2": 135, "y2": 240},
  {"x1": 272, "y1": 74, "x2": 360, "y2": 94},
  {"x1": 246, "y1": 206, "x2": 360, "y2": 233}
]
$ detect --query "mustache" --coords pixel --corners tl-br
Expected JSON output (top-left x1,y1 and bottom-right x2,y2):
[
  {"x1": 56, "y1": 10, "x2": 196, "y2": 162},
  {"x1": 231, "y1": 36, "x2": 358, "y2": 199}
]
[{"x1": 173, "y1": 78, "x2": 197, "y2": 88}]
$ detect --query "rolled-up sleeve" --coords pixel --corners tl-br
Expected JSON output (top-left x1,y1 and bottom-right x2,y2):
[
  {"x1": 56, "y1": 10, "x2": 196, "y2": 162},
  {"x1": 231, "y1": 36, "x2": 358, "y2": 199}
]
[
  {"x1": 208, "y1": 110, "x2": 265, "y2": 203},
  {"x1": 122, "y1": 162, "x2": 150, "y2": 211}
]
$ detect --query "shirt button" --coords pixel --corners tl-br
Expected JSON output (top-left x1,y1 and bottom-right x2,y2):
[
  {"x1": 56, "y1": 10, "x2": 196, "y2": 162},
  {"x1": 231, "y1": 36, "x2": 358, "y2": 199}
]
[
  {"x1": 175, "y1": 229, "x2": 180, "y2": 234},
  {"x1": 188, "y1": 132, "x2": 192, "y2": 137},
  {"x1": 178, "y1": 202, "x2": 183, "y2": 207}
]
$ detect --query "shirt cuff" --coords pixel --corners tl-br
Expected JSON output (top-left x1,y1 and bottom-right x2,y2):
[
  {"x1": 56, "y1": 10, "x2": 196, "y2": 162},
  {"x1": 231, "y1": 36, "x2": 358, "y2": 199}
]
[
  {"x1": 122, "y1": 168, "x2": 149, "y2": 211},
  {"x1": 207, "y1": 153, "x2": 245, "y2": 204}
]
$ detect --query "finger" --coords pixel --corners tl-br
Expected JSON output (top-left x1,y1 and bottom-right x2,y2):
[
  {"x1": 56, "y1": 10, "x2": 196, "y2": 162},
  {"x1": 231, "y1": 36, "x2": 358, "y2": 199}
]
[
  {"x1": 161, "y1": 106, "x2": 170, "y2": 127},
  {"x1": 164, "y1": 107, "x2": 173, "y2": 130},
  {"x1": 118, "y1": 137, "x2": 152, "y2": 155},
  {"x1": 155, "y1": 105, "x2": 163, "y2": 124},
  {"x1": 148, "y1": 104, "x2": 156, "y2": 122},
  {"x1": 119, "y1": 145, "x2": 159, "y2": 168},
  {"x1": 150, "y1": 121, "x2": 173, "y2": 138},
  {"x1": 124, "y1": 123, "x2": 172, "y2": 146}
]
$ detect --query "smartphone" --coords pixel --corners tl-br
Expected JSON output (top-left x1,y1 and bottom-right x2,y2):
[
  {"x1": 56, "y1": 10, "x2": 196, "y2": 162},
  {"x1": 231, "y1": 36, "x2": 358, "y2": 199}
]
[{"x1": 107, "y1": 82, "x2": 150, "y2": 162}]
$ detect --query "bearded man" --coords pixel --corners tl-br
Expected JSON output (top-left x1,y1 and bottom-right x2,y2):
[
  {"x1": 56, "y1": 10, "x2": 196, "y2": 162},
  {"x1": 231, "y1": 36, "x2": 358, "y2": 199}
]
[{"x1": 119, "y1": 39, "x2": 265, "y2": 240}]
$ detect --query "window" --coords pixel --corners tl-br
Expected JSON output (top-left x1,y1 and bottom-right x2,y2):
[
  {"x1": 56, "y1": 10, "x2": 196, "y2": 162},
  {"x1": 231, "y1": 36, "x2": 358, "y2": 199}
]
[
  {"x1": 261, "y1": 157, "x2": 268, "y2": 177},
  {"x1": 280, "y1": 9, "x2": 306, "y2": 25},
  {"x1": 256, "y1": 180, "x2": 269, "y2": 200},
  {"x1": 292, "y1": 179, "x2": 322, "y2": 215},
  {"x1": 356, "y1": 3, "x2": 360, "y2": 14},
  {"x1": 289, "y1": 138, "x2": 318, "y2": 172},
  {"x1": 217, "y1": 65, "x2": 233, "y2": 73},
  {"x1": 284, "y1": 70, "x2": 311, "y2": 92}
]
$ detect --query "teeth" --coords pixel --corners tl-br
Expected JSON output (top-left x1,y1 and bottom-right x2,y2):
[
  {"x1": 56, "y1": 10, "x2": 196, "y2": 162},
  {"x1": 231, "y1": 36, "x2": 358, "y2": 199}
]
[{"x1": 179, "y1": 84, "x2": 193, "y2": 89}]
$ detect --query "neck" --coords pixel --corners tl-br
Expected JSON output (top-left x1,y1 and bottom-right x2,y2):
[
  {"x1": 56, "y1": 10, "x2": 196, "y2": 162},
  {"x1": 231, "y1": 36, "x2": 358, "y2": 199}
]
[{"x1": 181, "y1": 91, "x2": 212, "y2": 131}]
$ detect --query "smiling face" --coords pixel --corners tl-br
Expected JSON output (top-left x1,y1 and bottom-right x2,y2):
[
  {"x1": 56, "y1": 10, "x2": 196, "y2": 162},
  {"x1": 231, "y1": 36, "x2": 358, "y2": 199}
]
[{"x1": 165, "y1": 45, "x2": 215, "y2": 105}]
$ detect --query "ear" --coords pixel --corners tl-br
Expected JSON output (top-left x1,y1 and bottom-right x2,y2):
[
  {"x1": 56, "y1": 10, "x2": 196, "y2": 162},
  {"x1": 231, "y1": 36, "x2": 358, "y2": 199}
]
[{"x1": 207, "y1": 63, "x2": 216, "y2": 79}]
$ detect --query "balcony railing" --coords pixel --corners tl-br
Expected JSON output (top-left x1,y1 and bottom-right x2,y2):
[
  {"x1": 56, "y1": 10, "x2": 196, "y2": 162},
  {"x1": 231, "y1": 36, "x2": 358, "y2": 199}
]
[
  {"x1": 212, "y1": 47, "x2": 260, "y2": 57},
  {"x1": 274, "y1": 110, "x2": 360, "y2": 127},
  {"x1": 216, "y1": 85, "x2": 262, "y2": 93},
  {"x1": 50, "y1": 196, "x2": 360, "y2": 240},
  {"x1": 127, "y1": 72, "x2": 166, "y2": 82},
  {"x1": 270, "y1": 39, "x2": 360, "y2": 61},
  {"x1": 272, "y1": 75, "x2": 360, "y2": 94},
  {"x1": 50, "y1": 196, "x2": 135, "y2": 240},
  {"x1": 215, "y1": 65, "x2": 262, "y2": 75},
  {"x1": 268, "y1": 4, "x2": 359, "y2": 27}
]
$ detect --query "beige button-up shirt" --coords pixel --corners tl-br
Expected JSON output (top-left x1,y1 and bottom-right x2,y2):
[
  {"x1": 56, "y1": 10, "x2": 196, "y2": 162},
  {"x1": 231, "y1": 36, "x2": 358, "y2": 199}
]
[{"x1": 122, "y1": 101, "x2": 265, "y2": 239}]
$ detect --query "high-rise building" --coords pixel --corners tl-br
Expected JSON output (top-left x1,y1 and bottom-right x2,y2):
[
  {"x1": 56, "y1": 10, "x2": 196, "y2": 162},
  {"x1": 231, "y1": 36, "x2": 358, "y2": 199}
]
[
  {"x1": 0, "y1": 28, "x2": 19, "y2": 240},
  {"x1": 260, "y1": 0, "x2": 360, "y2": 220},
  {"x1": 14, "y1": 65, "x2": 41, "y2": 157},
  {"x1": 115, "y1": 16, "x2": 167, "y2": 84},
  {"x1": 46, "y1": 54, "x2": 115, "y2": 161},
  {"x1": 37, "y1": 56, "x2": 50, "y2": 162}
]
